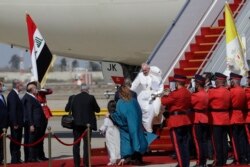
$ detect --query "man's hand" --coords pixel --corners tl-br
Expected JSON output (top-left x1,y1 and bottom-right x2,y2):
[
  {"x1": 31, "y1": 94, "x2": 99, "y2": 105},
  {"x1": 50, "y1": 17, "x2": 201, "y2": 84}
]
[{"x1": 163, "y1": 89, "x2": 171, "y2": 96}]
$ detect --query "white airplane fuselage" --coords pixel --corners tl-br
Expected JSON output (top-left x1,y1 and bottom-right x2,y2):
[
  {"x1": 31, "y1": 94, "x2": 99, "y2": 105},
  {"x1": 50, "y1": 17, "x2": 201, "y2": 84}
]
[{"x1": 0, "y1": 0, "x2": 186, "y2": 66}]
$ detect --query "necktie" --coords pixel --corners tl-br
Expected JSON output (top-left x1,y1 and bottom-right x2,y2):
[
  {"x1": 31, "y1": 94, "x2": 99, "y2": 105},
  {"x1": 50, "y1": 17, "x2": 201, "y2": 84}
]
[{"x1": 0, "y1": 95, "x2": 5, "y2": 106}]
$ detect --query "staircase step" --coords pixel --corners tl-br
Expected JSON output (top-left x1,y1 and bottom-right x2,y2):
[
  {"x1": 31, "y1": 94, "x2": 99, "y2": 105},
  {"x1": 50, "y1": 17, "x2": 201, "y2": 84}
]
[
  {"x1": 195, "y1": 35, "x2": 219, "y2": 43},
  {"x1": 183, "y1": 67, "x2": 199, "y2": 70},
  {"x1": 190, "y1": 43, "x2": 214, "y2": 52},
  {"x1": 189, "y1": 59, "x2": 206, "y2": 62},
  {"x1": 218, "y1": 19, "x2": 225, "y2": 27},
  {"x1": 194, "y1": 51, "x2": 210, "y2": 54},
  {"x1": 157, "y1": 127, "x2": 170, "y2": 136},
  {"x1": 179, "y1": 60, "x2": 202, "y2": 68},
  {"x1": 174, "y1": 68, "x2": 197, "y2": 76},
  {"x1": 199, "y1": 42, "x2": 217, "y2": 46},
  {"x1": 229, "y1": 3, "x2": 240, "y2": 13},
  {"x1": 185, "y1": 51, "x2": 208, "y2": 60},
  {"x1": 204, "y1": 34, "x2": 220, "y2": 38},
  {"x1": 234, "y1": 0, "x2": 245, "y2": 4},
  {"x1": 200, "y1": 27, "x2": 224, "y2": 35},
  {"x1": 149, "y1": 143, "x2": 174, "y2": 151},
  {"x1": 158, "y1": 135, "x2": 171, "y2": 140}
]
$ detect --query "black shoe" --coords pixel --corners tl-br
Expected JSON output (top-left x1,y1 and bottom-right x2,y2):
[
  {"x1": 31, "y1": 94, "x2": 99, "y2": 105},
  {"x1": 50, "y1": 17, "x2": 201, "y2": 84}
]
[
  {"x1": 11, "y1": 160, "x2": 22, "y2": 164},
  {"x1": 18, "y1": 159, "x2": 24, "y2": 163},
  {"x1": 37, "y1": 157, "x2": 49, "y2": 161},
  {"x1": 27, "y1": 159, "x2": 38, "y2": 162}
]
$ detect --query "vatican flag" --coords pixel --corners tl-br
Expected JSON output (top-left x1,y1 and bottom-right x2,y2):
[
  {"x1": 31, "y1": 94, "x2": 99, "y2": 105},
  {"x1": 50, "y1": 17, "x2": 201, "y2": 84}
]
[{"x1": 225, "y1": 3, "x2": 247, "y2": 76}]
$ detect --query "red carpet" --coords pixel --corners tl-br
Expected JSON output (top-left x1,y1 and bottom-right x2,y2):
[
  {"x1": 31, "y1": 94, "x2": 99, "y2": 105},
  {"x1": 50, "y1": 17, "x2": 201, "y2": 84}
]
[
  {"x1": 5, "y1": 153, "x2": 177, "y2": 167},
  {"x1": 4, "y1": 149, "x2": 250, "y2": 167},
  {"x1": 5, "y1": 155, "x2": 250, "y2": 167}
]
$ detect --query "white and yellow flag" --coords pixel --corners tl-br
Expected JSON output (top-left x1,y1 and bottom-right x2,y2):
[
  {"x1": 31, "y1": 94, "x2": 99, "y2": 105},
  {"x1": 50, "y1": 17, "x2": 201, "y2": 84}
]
[{"x1": 225, "y1": 3, "x2": 247, "y2": 76}]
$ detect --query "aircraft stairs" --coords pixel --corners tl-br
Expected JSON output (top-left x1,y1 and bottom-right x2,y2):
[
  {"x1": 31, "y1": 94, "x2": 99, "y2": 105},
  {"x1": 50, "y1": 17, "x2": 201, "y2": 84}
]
[{"x1": 148, "y1": 0, "x2": 247, "y2": 152}]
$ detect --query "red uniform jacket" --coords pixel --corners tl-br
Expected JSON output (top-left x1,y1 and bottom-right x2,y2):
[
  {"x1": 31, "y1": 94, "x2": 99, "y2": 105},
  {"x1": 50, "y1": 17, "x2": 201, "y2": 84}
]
[
  {"x1": 230, "y1": 86, "x2": 246, "y2": 124},
  {"x1": 36, "y1": 88, "x2": 53, "y2": 119},
  {"x1": 161, "y1": 87, "x2": 191, "y2": 128},
  {"x1": 244, "y1": 87, "x2": 250, "y2": 123},
  {"x1": 191, "y1": 89, "x2": 208, "y2": 124},
  {"x1": 208, "y1": 86, "x2": 231, "y2": 125}
]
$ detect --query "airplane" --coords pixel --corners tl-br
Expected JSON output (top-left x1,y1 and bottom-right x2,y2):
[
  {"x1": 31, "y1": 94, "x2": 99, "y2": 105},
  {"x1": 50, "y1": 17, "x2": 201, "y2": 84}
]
[{"x1": 0, "y1": 0, "x2": 187, "y2": 83}]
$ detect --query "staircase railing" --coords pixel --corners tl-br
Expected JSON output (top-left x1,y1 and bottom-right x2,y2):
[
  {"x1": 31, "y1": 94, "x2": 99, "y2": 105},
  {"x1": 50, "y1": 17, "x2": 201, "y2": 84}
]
[
  {"x1": 196, "y1": 0, "x2": 247, "y2": 75},
  {"x1": 162, "y1": 0, "x2": 219, "y2": 83}
]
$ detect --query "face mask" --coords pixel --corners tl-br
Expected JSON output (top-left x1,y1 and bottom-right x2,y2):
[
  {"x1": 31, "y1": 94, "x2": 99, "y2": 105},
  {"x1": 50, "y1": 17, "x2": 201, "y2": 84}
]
[
  {"x1": 211, "y1": 80, "x2": 216, "y2": 87},
  {"x1": 0, "y1": 85, "x2": 7, "y2": 93},
  {"x1": 189, "y1": 79, "x2": 196, "y2": 93},
  {"x1": 169, "y1": 81, "x2": 176, "y2": 91}
]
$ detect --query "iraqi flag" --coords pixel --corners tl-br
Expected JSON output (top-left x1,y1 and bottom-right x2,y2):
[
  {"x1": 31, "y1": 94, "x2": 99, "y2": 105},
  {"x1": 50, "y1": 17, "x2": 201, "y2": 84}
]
[
  {"x1": 224, "y1": 3, "x2": 247, "y2": 76},
  {"x1": 26, "y1": 14, "x2": 55, "y2": 87}
]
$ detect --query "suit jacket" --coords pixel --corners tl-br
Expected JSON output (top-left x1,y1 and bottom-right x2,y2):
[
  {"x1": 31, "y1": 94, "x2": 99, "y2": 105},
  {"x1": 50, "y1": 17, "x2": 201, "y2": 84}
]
[
  {"x1": 7, "y1": 89, "x2": 24, "y2": 127},
  {"x1": 22, "y1": 93, "x2": 46, "y2": 127},
  {"x1": 65, "y1": 92, "x2": 100, "y2": 130},
  {"x1": 0, "y1": 94, "x2": 8, "y2": 129}
]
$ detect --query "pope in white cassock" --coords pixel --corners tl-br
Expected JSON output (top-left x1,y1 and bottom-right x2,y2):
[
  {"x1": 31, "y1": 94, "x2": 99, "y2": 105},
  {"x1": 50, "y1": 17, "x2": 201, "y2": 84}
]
[{"x1": 131, "y1": 63, "x2": 163, "y2": 132}]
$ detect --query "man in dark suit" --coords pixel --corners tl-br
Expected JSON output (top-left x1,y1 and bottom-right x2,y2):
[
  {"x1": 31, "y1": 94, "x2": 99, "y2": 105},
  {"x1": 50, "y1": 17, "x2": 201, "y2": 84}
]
[
  {"x1": 7, "y1": 79, "x2": 24, "y2": 164},
  {"x1": 0, "y1": 80, "x2": 8, "y2": 164},
  {"x1": 65, "y1": 84, "x2": 100, "y2": 167},
  {"x1": 22, "y1": 81, "x2": 47, "y2": 162}
]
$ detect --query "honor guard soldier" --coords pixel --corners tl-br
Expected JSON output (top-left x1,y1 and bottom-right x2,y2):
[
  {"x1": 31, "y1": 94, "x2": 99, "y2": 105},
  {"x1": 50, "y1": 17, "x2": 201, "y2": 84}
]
[
  {"x1": 229, "y1": 72, "x2": 248, "y2": 164},
  {"x1": 244, "y1": 71, "x2": 250, "y2": 164},
  {"x1": 202, "y1": 72, "x2": 214, "y2": 91},
  {"x1": 208, "y1": 72, "x2": 230, "y2": 166},
  {"x1": 191, "y1": 74, "x2": 209, "y2": 167},
  {"x1": 161, "y1": 74, "x2": 191, "y2": 167},
  {"x1": 202, "y1": 72, "x2": 214, "y2": 159},
  {"x1": 35, "y1": 88, "x2": 53, "y2": 161}
]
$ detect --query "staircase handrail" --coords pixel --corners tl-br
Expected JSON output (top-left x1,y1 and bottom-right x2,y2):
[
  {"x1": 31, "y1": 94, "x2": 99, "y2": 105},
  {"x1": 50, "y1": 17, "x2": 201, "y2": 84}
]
[
  {"x1": 162, "y1": 0, "x2": 219, "y2": 83},
  {"x1": 196, "y1": 0, "x2": 247, "y2": 75},
  {"x1": 147, "y1": 0, "x2": 191, "y2": 64}
]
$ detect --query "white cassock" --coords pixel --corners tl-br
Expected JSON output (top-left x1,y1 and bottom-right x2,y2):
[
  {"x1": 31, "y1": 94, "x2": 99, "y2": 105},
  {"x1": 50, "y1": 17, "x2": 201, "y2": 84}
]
[
  {"x1": 131, "y1": 66, "x2": 163, "y2": 132},
  {"x1": 99, "y1": 117, "x2": 120, "y2": 164}
]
